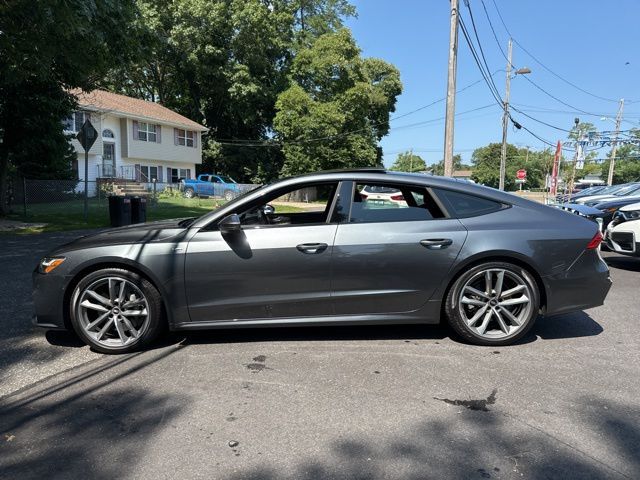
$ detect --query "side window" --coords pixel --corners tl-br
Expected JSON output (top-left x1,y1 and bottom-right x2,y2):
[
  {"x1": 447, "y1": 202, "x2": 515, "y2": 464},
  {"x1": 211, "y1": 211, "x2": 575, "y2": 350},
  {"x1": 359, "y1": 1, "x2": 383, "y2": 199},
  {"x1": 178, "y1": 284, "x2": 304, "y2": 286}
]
[
  {"x1": 235, "y1": 182, "x2": 338, "y2": 228},
  {"x1": 350, "y1": 183, "x2": 445, "y2": 223},
  {"x1": 434, "y1": 189, "x2": 506, "y2": 218}
]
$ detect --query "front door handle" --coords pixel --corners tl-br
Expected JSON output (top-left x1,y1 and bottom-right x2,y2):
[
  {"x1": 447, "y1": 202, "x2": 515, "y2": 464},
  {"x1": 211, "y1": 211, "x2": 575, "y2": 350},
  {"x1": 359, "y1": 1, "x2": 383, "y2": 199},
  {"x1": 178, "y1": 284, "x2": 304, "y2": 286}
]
[
  {"x1": 420, "y1": 238, "x2": 453, "y2": 250},
  {"x1": 296, "y1": 243, "x2": 328, "y2": 254}
]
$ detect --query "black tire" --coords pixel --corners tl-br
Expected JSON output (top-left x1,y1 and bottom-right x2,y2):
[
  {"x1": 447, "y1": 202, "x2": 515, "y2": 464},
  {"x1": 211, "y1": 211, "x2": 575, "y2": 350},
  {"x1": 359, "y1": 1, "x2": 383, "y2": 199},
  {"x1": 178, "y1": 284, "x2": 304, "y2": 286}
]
[
  {"x1": 184, "y1": 187, "x2": 196, "y2": 199},
  {"x1": 69, "y1": 268, "x2": 164, "y2": 354},
  {"x1": 445, "y1": 261, "x2": 540, "y2": 346}
]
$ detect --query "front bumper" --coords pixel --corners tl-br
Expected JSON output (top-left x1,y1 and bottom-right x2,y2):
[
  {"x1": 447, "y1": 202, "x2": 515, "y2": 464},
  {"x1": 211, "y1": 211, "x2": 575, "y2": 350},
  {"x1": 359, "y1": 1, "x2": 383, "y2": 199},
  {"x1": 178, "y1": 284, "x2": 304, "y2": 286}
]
[
  {"x1": 543, "y1": 250, "x2": 612, "y2": 316},
  {"x1": 32, "y1": 270, "x2": 70, "y2": 330}
]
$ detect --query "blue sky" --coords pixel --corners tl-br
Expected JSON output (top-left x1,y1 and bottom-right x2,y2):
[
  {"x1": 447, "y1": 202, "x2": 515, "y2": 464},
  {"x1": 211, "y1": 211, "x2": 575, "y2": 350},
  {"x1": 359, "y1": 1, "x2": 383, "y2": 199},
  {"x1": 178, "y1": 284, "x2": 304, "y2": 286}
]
[{"x1": 346, "y1": 0, "x2": 640, "y2": 167}]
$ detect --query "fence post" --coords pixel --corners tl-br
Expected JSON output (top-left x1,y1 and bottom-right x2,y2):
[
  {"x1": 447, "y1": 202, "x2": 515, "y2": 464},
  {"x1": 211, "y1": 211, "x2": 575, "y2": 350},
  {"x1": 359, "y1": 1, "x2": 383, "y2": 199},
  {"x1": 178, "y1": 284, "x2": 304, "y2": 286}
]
[
  {"x1": 153, "y1": 179, "x2": 157, "y2": 207},
  {"x1": 22, "y1": 177, "x2": 27, "y2": 218}
]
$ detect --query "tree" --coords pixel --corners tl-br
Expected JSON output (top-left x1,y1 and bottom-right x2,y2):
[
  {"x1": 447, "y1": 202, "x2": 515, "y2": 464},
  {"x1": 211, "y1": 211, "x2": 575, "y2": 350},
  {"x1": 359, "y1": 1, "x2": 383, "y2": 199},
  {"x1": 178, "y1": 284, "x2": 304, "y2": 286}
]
[
  {"x1": 103, "y1": 0, "x2": 359, "y2": 184},
  {"x1": 0, "y1": 0, "x2": 138, "y2": 215},
  {"x1": 389, "y1": 151, "x2": 426, "y2": 172},
  {"x1": 470, "y1": 143, "x2": 551, "y2": 190},
  {"x1": 430, "y1": 154, "x2": 470, "y2": 176},
  {"x1": 273, "y1": 29, "x2": 401, "y2": 176}
]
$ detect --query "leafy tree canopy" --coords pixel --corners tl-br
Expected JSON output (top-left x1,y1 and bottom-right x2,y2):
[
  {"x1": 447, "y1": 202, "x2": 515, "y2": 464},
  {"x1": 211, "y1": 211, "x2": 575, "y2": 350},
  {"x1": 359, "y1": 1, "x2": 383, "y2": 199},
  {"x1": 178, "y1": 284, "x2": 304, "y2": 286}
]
[
  {"x1": 273, "y1": 28, "x2": 401, "y2": 176},
  {"x1": 389, "y1": 151, "x2": 427, "y2": 173},
  {"x1": 0, "y1": 0, "x2": 138, "y2": 214},
  {"x1": 471, "y1": 143, "x2": 553, "y2": 190}
]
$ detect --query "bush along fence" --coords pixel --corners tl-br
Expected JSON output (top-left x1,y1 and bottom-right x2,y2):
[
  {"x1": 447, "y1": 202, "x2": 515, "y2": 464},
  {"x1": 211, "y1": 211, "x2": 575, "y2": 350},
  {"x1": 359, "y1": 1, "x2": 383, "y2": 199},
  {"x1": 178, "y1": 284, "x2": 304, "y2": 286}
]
[{"x1": 8, "y1": 178, "x2": 260, "y2": 230}]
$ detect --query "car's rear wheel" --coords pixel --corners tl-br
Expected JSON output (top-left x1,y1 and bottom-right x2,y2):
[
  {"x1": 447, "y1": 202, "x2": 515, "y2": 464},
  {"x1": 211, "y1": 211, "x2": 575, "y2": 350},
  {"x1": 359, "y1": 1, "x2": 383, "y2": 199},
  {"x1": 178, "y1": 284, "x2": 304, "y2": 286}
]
[
  {"x1": 70, "y1": 268, "x2": 164, "y2": 354},
  {"x1": 445, "y1": 262, "x2": 539, "y2": 346},
  {"x1": 183, "y1": 187, "x2": 196, "y2": 199}
]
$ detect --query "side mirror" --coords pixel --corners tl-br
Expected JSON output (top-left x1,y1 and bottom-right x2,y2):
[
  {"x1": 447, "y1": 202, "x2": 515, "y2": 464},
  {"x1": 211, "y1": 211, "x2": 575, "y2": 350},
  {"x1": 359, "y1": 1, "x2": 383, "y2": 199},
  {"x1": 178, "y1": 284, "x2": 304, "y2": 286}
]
[
  {"x1": 219, "y1": 214, "x2": 241, "y2": 233},
  {"x1": 263, "y1": 204, "x2": 275, "y2": 215}
]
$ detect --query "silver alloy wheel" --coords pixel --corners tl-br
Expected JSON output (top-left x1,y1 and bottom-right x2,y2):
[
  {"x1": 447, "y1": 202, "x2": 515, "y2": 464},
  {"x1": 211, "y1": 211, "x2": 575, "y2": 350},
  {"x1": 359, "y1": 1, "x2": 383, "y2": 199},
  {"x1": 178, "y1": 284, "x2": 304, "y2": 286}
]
[
  {"x1": 76, "y1": 277, "x2": 150, "y2": 348},
  {"x1": 224, "y1": 190, "x2": 234, "y2": 201},
  {"x1": 184, "y1": 188, "x2": 195, "y2": 198},
  {"x1": 458, "y1": 268, "x2": 533, "y2": 339}
]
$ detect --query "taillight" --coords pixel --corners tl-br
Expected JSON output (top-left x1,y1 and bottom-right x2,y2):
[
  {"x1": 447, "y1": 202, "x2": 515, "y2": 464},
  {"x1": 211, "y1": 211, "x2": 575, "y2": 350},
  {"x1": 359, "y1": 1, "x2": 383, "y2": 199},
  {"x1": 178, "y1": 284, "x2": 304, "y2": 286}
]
[
  {"x1": 586, "y1": 230, "x2": 603, "y2": 250},
  {"x1": 390, "y1": 194, "x2": 405, "y2": 201}
]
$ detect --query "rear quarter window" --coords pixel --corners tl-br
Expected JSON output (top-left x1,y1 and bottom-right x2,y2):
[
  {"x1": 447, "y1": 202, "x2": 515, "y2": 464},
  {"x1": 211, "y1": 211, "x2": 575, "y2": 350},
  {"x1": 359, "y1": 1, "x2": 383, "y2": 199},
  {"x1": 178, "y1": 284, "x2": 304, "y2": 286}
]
[{"x1": 435, "y1": 188, "x2": 507, "y2": 218}]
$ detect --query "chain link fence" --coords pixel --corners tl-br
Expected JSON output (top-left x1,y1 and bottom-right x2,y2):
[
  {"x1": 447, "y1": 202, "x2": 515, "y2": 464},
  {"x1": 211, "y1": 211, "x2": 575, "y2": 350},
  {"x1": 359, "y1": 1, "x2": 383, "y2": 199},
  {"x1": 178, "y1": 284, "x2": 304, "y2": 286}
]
[{"x1": 9, "y1": 178, "x2": 260, "y2": 228}]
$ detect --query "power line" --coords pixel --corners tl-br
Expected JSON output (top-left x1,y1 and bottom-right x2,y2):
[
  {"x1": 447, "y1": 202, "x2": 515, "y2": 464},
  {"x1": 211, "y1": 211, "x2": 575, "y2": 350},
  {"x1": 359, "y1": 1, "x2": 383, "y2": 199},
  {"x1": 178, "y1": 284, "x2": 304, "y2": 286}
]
[
  {"x1": 486, "y1": 0, "x2": 635, "y2": 104},
  {"x1": 457, "y1": 16, "x2": 504, "y2": 107},
  {"x1": 212, "y1": 74, "x2": 501, "y2": 148},
  {"x1": 463, "y1": 0, "x2": 502, "y2": 101},
  {"x1": 510, "y1": 106, "x2": 571, "y2": 132}
]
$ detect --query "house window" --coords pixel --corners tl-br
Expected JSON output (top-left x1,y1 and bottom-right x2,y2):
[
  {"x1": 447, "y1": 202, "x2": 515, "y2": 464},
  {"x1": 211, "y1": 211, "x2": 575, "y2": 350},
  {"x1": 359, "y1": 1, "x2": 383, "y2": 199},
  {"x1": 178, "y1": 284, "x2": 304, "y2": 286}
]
[
  {"x1": 102, "y1": 129, "x2": 115, "y2": 138},
  {"x1": 175, "y1": 129, "x2": 197, "y2": 147},
  {"x1": 169, "y1": 168, "x2": 191, "y2": 183},
  {"x1": 137, "y1": 122, "x2": 157, "y2": 142},
  {"x1": 140, "y1": 166, "x2": 158, "y2": 182},
  {"x1": 63, "y1": 111, "x2": 88, "y2": 132}
]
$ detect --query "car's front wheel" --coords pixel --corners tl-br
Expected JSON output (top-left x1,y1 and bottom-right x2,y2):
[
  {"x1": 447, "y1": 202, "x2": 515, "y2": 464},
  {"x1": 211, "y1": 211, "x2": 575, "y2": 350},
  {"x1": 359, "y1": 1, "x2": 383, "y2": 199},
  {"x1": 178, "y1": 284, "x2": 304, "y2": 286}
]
[
  {"x1": 445, "y1": 262, "x2": 539, "y2": 346},
  {"x1": 69, "y1": 268, "x2": 164, "y2": 354},
  {"x1": 223, "y1": 190, "x2": 234, "y2": 201}
]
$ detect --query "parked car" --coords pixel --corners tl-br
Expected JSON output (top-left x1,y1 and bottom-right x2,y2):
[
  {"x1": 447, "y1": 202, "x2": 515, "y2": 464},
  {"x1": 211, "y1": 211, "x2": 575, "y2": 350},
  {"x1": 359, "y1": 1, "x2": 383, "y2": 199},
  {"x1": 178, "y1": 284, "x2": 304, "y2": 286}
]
[
  {"x1": 359, "y1": 185, "x2": 408, "y2": 207},
  {"x1": 576, "y1": 182, "x2": 640, "y2": 206},
  {"x1": 33, "y1": 169, "x2": 611, "y2": 353},
  {"x1": 556, "y1": 185, "x2": 606, "y2": 203},
  {"x1": 182, "y1": 174, "x2": 240, "y2": 201},
  {"x1": 605, "y1": 201, "x2": 640, "y2": 256},
  {"x1": 593, "y1": 196, "x2": 640, "y2": 229}
]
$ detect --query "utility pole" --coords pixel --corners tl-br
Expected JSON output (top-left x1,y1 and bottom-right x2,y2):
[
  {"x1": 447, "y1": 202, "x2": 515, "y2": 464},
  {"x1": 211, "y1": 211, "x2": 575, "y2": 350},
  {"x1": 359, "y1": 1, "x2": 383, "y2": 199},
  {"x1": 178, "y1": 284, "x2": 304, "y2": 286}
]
[
  {"x1": 499, "y1": 38, "x2": 513, "y2": 191},
  {"x1": 607, "y1": 98, "x2": 625, "y2": 186},
  {"x1": 443, "y1": 0, "x2": 459, "y2": 177}
]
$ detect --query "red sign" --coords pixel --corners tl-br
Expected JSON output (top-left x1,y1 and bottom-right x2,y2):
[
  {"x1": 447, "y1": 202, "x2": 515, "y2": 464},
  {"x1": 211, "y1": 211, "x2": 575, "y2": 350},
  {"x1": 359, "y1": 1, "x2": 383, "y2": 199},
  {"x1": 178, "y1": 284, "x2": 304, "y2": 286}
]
[{"x1": 516, "y1": 169, "x2": 527, "y2": 180}]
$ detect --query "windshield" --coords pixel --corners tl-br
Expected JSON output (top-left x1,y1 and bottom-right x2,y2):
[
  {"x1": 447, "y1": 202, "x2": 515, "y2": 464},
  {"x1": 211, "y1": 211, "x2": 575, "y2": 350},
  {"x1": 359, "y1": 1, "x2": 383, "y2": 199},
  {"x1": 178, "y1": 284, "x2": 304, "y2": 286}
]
[
  {"x1": 615, "y1": 184, "x2": 640, "y2": 196},
  {"x1": 218, "y1": 175, "x2": 236, "y2": 184}
]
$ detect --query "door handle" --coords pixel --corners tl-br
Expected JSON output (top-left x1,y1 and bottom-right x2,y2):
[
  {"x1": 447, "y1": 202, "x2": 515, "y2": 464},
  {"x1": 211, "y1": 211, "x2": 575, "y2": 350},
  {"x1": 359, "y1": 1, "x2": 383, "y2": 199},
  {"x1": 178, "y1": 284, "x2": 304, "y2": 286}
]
[
  {"x1": 296, "y1": 243, "x2": 328, "y2": 254},
  {"x1": 420, "y1": 238, "x2": 453, "y2": 250}
]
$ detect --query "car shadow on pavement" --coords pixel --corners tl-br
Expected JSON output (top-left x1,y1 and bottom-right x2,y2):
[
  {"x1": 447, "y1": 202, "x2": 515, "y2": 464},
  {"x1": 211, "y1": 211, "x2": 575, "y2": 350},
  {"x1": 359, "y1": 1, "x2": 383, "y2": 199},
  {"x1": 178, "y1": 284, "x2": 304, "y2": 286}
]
[
  {"x1": 604, "y1": 254, "x2": 640, "y2": 272},
  {"x1": 173, "y1": 323, "x2": 454, "y2": 347},
  {"x1": 530, "y1": 311, "x2": 603, "y2": 340}
]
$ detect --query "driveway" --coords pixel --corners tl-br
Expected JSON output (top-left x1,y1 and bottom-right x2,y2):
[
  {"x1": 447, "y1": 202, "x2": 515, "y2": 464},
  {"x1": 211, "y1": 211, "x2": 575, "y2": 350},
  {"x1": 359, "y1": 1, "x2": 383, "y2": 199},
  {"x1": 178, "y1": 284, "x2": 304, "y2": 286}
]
[{"x1": 0, "y1": 231, "x2": 638, "y2": 479}]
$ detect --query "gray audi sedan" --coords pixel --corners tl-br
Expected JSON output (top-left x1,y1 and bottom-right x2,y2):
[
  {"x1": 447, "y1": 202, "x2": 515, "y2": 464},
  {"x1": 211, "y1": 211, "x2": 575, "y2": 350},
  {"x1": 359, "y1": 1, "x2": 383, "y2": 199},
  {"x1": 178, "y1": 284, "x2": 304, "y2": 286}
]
[{"x1": 33, "y1": 169, "x2": 611, "y2": 353}]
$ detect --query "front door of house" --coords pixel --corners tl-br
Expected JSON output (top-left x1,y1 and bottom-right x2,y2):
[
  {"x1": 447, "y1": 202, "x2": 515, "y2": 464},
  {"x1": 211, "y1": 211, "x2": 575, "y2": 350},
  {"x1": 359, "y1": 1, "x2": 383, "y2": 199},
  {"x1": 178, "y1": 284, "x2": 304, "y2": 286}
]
[{"x1": 103, "y1": 143, "x2": 115, "y2": 177}]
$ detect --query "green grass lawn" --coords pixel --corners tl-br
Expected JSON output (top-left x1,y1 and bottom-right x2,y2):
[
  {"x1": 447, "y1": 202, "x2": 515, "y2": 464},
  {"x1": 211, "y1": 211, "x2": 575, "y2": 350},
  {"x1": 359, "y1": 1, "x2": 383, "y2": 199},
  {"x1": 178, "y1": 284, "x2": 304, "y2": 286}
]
[{"x1": 7, "y1": 195, "x2": 303, "y2": 234}]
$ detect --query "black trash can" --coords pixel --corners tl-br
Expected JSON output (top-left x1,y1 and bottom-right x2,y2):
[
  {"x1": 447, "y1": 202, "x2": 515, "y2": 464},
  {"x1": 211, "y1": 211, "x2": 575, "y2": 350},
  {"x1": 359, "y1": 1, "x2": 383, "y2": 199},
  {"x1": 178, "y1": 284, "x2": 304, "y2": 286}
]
[
  {"x1": 130, "y1": 196, "x2": 147, "y2": 224},
  {"x1": 108, "y1": 195, "x2": 132, "y2": 227}
]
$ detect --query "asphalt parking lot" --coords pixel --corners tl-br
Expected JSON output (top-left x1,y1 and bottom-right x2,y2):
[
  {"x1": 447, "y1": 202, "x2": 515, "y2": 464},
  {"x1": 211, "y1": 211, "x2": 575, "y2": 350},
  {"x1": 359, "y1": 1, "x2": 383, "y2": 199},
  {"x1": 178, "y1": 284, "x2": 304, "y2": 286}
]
[{"x1": 0, "y1": 231, "x2": 639, "y2": 479}]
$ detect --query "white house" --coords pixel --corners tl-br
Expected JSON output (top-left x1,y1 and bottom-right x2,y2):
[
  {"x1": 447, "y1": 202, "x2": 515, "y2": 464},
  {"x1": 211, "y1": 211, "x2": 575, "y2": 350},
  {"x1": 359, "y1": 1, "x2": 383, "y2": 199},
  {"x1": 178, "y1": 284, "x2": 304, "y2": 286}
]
[{"x1": 64, "y1": 90, "x2": 208, "y2": 192}]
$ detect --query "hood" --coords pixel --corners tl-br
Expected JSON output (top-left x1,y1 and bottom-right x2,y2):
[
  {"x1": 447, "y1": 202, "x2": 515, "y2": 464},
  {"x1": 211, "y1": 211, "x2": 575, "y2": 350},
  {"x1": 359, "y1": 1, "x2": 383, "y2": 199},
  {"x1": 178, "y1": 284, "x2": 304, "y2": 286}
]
[
  {"x1": 620, "y1": 201, "x2": 640, "y2": 212},
  {"x1": 50, "y1": 218, "x2": 192, "y2": 255}
]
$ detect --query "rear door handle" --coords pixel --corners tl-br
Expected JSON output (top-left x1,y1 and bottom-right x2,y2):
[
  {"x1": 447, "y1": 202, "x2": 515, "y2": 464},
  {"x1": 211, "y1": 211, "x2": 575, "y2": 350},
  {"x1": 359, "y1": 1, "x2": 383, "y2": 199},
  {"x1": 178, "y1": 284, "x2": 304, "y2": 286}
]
[
  {"x1": 420, "y1": 238, "x2": 453, "y2": 250},
  {"x1": 296, "y1": 243, "x2": 328, "y2": 254}
]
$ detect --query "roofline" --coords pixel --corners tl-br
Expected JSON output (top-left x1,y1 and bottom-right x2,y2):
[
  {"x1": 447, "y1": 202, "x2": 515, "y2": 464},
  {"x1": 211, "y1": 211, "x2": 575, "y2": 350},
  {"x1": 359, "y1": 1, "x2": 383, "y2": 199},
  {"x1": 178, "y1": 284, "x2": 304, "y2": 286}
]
[
  {"x1": 192, "y1": 169, "x2": 537, "y2": 229},
  {"x1": 78, "y1": 103, "x2": 208, "y2": 132}
]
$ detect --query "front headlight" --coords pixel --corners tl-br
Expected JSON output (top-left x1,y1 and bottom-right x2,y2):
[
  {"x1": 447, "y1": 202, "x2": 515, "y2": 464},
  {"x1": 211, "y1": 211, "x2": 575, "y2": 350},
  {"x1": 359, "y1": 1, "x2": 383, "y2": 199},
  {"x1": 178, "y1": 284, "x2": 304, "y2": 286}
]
[
  {"x1": 627, "y1": 210, "x2": 640, "y2": 219},
  {"x1": 39, "y1": 257, "x2": 66, "y2": 274}
]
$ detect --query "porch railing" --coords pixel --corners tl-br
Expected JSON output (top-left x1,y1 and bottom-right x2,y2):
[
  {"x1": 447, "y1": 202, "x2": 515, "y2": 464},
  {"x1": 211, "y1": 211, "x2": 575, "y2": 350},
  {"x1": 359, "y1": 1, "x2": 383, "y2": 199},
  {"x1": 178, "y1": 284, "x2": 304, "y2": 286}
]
[{"x1": 96, "y1": 164, "x2": 136, "y2": 180}]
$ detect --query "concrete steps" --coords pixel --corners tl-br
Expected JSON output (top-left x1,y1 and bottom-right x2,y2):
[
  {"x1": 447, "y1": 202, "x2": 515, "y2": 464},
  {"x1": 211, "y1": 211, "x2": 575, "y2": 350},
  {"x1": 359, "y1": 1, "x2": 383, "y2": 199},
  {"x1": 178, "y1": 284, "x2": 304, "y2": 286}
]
[{"x1": 113, "y1": 182, "x2": 149, "y2": 197}]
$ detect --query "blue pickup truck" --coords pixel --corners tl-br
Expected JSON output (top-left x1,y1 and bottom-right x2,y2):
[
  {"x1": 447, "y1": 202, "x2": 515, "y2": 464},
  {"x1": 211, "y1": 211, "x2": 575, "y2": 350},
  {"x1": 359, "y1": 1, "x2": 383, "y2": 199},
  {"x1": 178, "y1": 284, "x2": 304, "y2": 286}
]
[{"x1": 182, "y1": 174, "x2": 240, "y2": 201}]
